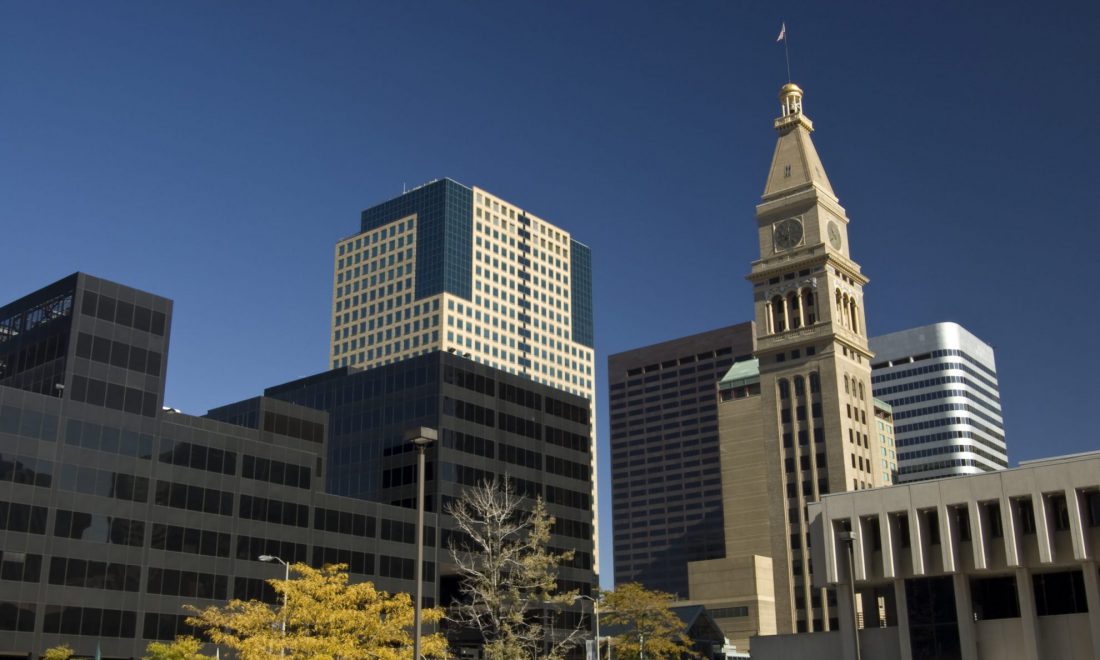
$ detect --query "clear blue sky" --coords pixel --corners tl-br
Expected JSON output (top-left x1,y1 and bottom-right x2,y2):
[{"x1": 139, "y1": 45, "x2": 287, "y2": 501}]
[{"x1": 3, "y1": 1, "x2": 1098, "y2": 589}]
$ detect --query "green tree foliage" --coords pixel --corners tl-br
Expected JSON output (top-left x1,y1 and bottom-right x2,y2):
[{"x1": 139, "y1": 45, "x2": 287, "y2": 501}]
[
  {"x1": 186, "y1": 562, "x2": 448, "y2": 660},
  {"x1": 447, "y1": 478, "x2": 584, "y2": 660},
  {"x1": 143, "y1": 635, "x2": 208, "y2": 659},
  {"x1": 601, "y1": 583, "x2": 694, "y2": 660}
]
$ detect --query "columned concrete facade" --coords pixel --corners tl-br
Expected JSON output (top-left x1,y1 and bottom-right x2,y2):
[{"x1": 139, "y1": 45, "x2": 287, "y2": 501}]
[{"x1": 753, "y1": 452, "x2": 1100, "y2": 660}]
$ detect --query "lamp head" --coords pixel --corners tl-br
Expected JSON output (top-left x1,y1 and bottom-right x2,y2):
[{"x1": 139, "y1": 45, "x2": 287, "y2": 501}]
[{"x1": 405, "y1": 426, "x2": 438, "y2": 447}]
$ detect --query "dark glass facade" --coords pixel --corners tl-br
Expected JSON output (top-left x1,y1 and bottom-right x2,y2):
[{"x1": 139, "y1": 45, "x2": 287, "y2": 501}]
[
  {"x1": 569, "y1": 240, "x2": 594, "y2": 348},
  {"x1": 1, "y1": 273, "x2": 170, "y2": 418},
  {"x1": 608, "y1": 324, "x2": 755, "y2": 597},
  {"x1": 0, "y1": 274, "x2": 597, "y2": 658},
  {"x1": 359, "y1": 178, "x2": 474, "y2": 301},
  {"x1": 0, "y1": 377, "x2": 432, "y2": 657},
  {"x1": 258, "y1": 352, "x2": 597, "y2": 586},
  {"x1": 0, "y1": 275, "x2": 78, "y2": 398}
]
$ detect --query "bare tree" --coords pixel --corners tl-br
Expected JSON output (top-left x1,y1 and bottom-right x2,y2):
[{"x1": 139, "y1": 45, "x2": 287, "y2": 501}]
[{"x1": 446, "y1": 477, "x2": 584, "y2": 660}]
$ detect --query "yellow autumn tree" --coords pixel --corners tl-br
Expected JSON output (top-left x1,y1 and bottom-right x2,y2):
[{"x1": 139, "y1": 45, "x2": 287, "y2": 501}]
[
  {"x1": 186, "y1": 562, "x2": 448, "y2": 660},
  {"x1": 601, "y1": 583, "x2": 694, "y2": 660},
  {"x1": 143, "y1": 635, "x2": 207, "y2": 659},
  {"x1": 42, "y1": 646, "x2": 73, "y2": 660}
]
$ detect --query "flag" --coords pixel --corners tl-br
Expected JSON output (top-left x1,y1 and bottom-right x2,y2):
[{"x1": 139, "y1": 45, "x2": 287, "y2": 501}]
[{"x1": 776, "y1": 22, "x2": 786, "y2": 42}]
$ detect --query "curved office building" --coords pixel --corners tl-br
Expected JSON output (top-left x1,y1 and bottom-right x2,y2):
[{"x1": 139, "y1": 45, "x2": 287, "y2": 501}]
[{"x1": 869, "y1": 322, "x2": 1007, "y2": 483}]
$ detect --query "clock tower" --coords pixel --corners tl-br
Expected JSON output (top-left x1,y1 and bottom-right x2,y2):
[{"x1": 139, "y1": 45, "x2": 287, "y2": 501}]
[{"x1": 748, "y1": 83, "x2": 890, "y2": 633}]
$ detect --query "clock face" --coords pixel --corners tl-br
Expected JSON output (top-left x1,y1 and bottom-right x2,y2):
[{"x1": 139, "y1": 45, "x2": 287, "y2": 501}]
[
  {"x1": 828, "y1": 221, "x2": 842, "y2": 249},
  {"x1": 774, "y1": 218, "x2": 804, "y2": 250}
]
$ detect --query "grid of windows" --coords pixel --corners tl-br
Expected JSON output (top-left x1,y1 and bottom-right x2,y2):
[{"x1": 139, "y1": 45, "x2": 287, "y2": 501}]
[
  {"x1": 147, "y1": 567, "x2": 227, "y2": 600},
  {"x1": 609, "y1": 331, "x2": 745, "y2": 597},
  {"x1": 151, "y1": 523, "x2": 231, "y2": 557},
  {"x1": 333, "y1": 181, "x2": 594, "y2": 401},
  {"x1": 44, "y1": 605, "x2": 137, "y2": 638},
  {"x1": 59, "y1": 464, "x2": 149, "y2": 501},
  {"x1": 48, "y1": 556, "x2": 141, "y2": 592},
  {"x1": 56, "y1": 510, "x2": 145, "y2": 546},
  {"x1": 333, "y1": 216, "x2": 443, "y2": 369},
  {"x1": 0, "y1": 552, "x2": 41, "y2": 583},
  {"x1": 871, "y1": 331, "x2": 1006, "y2": 482},
  {"x1": 81, "y1": 291, "x2": 166, "y2": 336},
  {"x1": 66, "y1": 419, "x2": 153, "y2": 458}
]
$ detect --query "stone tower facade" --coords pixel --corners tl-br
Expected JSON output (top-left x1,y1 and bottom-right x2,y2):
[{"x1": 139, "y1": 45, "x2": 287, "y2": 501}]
[
  {"x1": 749, "y1": 83, "x2": 891, "y2": 633},
  {"x1": 664, "y1": 83, "x2": 901, "y2": 649}
]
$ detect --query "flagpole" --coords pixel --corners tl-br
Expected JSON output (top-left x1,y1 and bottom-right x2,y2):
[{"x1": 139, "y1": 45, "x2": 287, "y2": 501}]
[{"x1": 784, "y1": 25, "x2": 792, "y2": 83}]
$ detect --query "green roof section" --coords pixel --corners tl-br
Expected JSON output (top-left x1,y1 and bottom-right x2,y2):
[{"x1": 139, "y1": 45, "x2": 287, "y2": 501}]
[
  {"x1": 873, "y1": 397, "x2": 893, "y2": 413},
  {"x1": 718, "y1": 358, "x2": 760, "y2": 390}
]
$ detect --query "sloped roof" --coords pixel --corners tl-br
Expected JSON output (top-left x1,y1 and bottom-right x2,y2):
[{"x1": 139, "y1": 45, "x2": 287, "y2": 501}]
[{"x1": 718, "y1": 358, "x2": 760, "y2": 390}]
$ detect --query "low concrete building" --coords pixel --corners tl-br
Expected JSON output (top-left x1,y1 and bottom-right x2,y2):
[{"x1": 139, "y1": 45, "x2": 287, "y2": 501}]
[{"x1": 751, "y1": 451, "x2": 1100, "y2": 660}]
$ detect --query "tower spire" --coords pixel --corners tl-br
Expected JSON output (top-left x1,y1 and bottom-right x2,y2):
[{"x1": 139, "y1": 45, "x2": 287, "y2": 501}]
[{"x1": 762, "y1": 83, "x2": 835, "y2": 201}]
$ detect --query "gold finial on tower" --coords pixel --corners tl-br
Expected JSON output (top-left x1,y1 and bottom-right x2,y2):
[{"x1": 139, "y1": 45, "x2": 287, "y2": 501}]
[
  {"x1": 774, "y1": 83, "x2": 812, "y2": 133},
  {"x1": 779, "y1": 83, "x2": 803, "y2": 117}
]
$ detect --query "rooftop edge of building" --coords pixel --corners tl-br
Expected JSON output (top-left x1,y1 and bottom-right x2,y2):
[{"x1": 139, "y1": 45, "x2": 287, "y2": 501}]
[
  {"x1": 869, "y1": 320, "x2": 996, "y2": 368},
  {"x1": 818, "y1": 449, "x2": 1100, "y2": 498},
  {"x1": 608, "y1": 321, "x2": 756, "y2": 371}
]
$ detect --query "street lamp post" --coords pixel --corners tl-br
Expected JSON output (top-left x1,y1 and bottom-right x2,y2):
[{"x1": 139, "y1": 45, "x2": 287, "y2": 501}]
[
  {"x1": 837, "y1": 531, "x2": 862, "y2": 660},
  {"x1": 406, "y1": 426, "x2": 438, "y2": 660},
  {"x1": 576, "y1": 595, "x2": 601, "y2": 660},
  {"x1": 258, "y1": 554, "x2": 290, "y2": 655}
]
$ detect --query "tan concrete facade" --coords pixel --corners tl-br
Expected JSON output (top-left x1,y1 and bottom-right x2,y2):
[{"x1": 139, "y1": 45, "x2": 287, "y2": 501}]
[
  {"x1": 749, "y1": 452, "x2": 1100, "y2": 660},
  {"x1": 685, "y1": 380, "x2": 780, "y2": 651},
  {"x1": 330, "y1": 186, "x2": 594, "y2": 402}
]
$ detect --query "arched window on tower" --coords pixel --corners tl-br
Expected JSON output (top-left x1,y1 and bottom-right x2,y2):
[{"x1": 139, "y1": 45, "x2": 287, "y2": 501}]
[
  {"x1": 794, "y1": 376, "x2": 805, "y2": 397},
  {"x1": 850, "y1": 300, "x2": 859, "y2": 335},
  {"x1": 778, "y1": 379, "x2": 790, "y2": 400},
  {"x1": 835, "y1": 290, "x2": 843, "y2": 324},
  {"x1": 858, "y1": 382, "x2": 865, "y2": 400},
  {"x1": 802, "y1": 288, "x2": 816, "y2": 325},
  {"x1": 844, "y1": 375, "x2": 850, "y2": 394},
  {"x1": 788, "y1": 292, "x2": 802, "y2": 329},
  {"x1": 809, "y1": 372, "x2": 820, "y2": 393},
  {"x1": 772, "y1": 295, "x2": 786, "y2": 333}
]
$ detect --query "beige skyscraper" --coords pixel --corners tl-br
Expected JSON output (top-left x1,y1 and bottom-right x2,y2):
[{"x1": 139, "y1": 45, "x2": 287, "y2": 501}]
[
  {"x1": 330, "y1": 179, "x2": 594, "y2": 402},
  {"x1": 687, "y1": 83, "x2": 892, "y2": 647},
  {"x1": 329, "y1": 178, "x2": 599, "y2": 568}
]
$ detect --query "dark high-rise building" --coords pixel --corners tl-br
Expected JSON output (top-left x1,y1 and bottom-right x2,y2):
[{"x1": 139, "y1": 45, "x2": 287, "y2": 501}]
[
  {"x1": 0, "y1": 274, "x2": 597, "y2": 658},
  {"x1": 257, "y1": 352, "x2": 597, "y2": 600},
  {"x1": 607, "y1": 323, "x2": 755, "y2": 597},
  {"x1": 0, "y1": 272, "x2": 170, "y2": 414}
]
